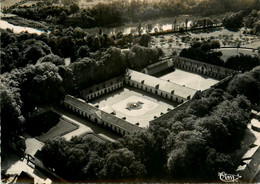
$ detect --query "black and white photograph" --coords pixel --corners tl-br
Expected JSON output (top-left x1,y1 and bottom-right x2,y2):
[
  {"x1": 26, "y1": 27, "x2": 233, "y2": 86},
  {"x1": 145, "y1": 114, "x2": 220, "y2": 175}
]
[{"x1": 1, "y1": 0, "x2": 260, "y2": 183}]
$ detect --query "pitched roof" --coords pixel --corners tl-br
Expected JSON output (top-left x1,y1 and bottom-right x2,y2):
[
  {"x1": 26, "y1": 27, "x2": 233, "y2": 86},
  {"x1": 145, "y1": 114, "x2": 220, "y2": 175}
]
[
  {"x1": 127, "y1": 69, "x2": 197, "y2": 99},
  {"x1": 64, "y1": 95, "x2": 141, "y2": 133},
  {"x1": 81, "y1": 76, "x2": 123, "y2": 94},
  {"x1": 242, "y1": 146, "x2": 260, "y2": 160}
]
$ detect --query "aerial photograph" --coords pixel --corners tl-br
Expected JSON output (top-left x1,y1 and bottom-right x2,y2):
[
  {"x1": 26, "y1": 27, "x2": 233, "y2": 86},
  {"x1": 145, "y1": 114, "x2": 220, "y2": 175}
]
[{"x1": 0, "y1": 0, "x2": 260, "y2": 183}]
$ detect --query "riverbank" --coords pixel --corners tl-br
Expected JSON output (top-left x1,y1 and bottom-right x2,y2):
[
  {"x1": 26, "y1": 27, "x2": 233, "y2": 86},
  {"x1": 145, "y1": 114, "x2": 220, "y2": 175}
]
[{"x1": 1, "y1": 15, "x2": 56, "y2": 32}]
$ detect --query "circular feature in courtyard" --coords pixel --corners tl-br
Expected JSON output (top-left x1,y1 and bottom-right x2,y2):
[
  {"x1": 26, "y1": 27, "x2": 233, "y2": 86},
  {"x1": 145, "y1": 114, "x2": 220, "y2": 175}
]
[{"x1": 126, "y1": 101, "x2": 144, "y2": 110}]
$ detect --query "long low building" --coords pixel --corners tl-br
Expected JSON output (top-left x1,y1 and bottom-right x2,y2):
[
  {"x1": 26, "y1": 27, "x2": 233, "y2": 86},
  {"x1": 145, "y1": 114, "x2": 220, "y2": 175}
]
[
  {"x1": 125, "y1": 69, "x2": 197, "y2": 103},
  {"x1": 173, "y1": 56, "x2": 239, "y2": 79},
  {"x1": 64, "y1": 95, "x2": 141, "y2": 136},
  {"x1": 141, "y1": 58, "x2": 173, "y2": 75},
  {"x1": 80, "y1": 77, "x2": 124, "y2": 102},
  {"x1": 236, "y1": 145, "x2": 260, "y2": 182}
]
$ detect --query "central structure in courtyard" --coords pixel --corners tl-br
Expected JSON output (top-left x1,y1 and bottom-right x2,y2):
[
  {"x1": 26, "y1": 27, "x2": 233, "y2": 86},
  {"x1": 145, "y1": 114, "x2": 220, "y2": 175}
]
[{"x1": 126, "y1": 101, "x2": 143, "y2": 110}]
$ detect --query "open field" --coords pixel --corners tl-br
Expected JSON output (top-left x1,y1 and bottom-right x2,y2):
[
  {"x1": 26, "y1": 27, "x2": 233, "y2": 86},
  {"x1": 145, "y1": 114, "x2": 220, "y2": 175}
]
[
  {"x1": 219, "y1": 48, "x2": 258, "y2": 62},
  {"x1": 190, "y1": 28, "x2": 260, "y2": 48},
  {"x1": 244, "y1": 41, "x2": 260, "y2": 49},
  {"x1": 1, "y1": 0, "x2": 24, "y2": 8},
  {"x1": 150, "y1": 28, "x2": 259, "y2": 57},
  {"x1": 19, "y1": 1, "x2": 41, "y2": 7},
  {"x1": 37, "y1": 118, "x2": 78, "y2": 142},
  {"x1": 78, "y1": 0, "x2": 110, "y2": 8},
  {"x1": 160, "y1": 69, "x2": 219, "y2": 91},
  {"x1": 91, "y1": 87, "x2": 176, "y2": 127}
]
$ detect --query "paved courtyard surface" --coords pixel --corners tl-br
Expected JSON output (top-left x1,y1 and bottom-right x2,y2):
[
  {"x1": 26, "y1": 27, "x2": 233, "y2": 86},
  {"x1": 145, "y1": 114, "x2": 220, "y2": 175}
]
[
  {"x1": 160, "y1": 69, "x2": 219, "y2": 91},
  {"x1": 91, "y1": 87, "x2": 176, "y2": 128}
]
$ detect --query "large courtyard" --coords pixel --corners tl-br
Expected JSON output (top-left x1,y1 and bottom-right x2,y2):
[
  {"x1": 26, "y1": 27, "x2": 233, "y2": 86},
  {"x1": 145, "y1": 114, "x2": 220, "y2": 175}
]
[
  {"x1": 90, "y1": 87, "x2": 177, "y2": 128},
  {"x1": 160, "y1": 69, "x2": 219, "y2": 91}
]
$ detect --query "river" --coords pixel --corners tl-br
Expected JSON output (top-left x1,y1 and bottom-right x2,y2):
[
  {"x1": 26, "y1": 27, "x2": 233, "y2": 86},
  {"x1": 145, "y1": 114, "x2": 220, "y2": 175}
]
[
  {"x1": 0, "y1": 14, "x2": 195, "y2": 36},
  {"x1": 85, "y1": 16, "x2": 194, "y2": 35}
]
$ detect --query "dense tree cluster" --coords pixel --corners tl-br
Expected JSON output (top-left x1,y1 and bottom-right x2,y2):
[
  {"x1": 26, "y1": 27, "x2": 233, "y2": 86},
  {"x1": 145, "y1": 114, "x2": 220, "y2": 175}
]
[
  {"x1": 222, "y1": 9, "x2": 260, "y2": 34},
  {"x1": 222, "y1": 11, "x2": 246, "y2": 30},
  {"x1": 225, "y1": 54, "x2": 260, "y2": 72},
  {"x1": 0, "y1": 27, "x2": 160, "y2": 73},
  {"x1": 1, "y1": 62, "x2": 62, "y2": 141},
  {"x1": 227, "y1": 66, "x2": 260, "y2": 105},
  {"x1": 68, "y1": 45, "x2": 163, "y2": 91},
  {"x1": 41, "y1": 87, "x2": 251, "y2": 182},
  {"x1": 180, "y1": 40, "x2": 224, "y2": 66},
  {"x1": 5, "y1": 0, "x2": 259, "y2": 29},
  {"x1": 243, "y1": 10, "x2": 260, "y2": 34}
]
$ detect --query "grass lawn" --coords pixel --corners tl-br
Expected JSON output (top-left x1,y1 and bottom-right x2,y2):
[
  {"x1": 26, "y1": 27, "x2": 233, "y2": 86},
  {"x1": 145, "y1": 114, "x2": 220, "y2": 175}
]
[
  {"x1": 244, "y1": 41, "x2": 260, "y2": 49},
  {"x1": 1, "y1": 0, "x2": 23, "y2": 8},
  {"x1": 26, "y1": 111, "x2": 78, "y2": 142},
  {"x1": 37, "y1": 118, "x2": 78, "y2": 142},
  {"x1": 19, "y1": 1, "x2": 41, "y2": 7},
  {"x1": 78, "y1": 0, "x2": 110, "y2": 8},
  {"x1": 219, "y1": 48, "x2": 258, "y2": 62}
]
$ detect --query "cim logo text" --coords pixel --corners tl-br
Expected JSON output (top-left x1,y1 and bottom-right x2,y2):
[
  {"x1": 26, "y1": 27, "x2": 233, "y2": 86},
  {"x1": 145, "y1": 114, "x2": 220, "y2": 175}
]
[{"x1": 218, "y1": 171, "x2": 242, "y2": 182}]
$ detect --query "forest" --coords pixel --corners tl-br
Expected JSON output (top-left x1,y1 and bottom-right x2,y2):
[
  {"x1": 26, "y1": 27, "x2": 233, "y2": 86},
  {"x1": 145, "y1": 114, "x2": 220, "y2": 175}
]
[
  {"x1": 223, "y1": 9, "x2": 260, "y2": 34},
  {"x1": 4, "y1": 0, "x2": 260, "y2": 29}
]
